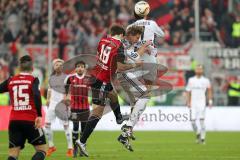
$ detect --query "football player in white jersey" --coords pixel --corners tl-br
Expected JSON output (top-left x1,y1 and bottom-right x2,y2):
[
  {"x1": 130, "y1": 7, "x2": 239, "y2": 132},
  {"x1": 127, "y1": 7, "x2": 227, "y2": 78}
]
[
  {"x1": 45, "y1": 59, "x2": 73, "y2": 157},
  {"x1": 128, "y1": 0, "x2": 164, "y2": 84},
  {"x1": 186, "y1": 64, "x2": 213, "y2": 144},
  {"x1": 116, "y1": 1, "x2": 165, "y2": 151}
]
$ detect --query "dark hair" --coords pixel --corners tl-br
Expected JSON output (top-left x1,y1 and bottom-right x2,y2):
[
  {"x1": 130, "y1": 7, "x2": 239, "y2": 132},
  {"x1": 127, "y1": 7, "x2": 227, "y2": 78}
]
[
  {"x1": 134, "y1": 10, "x2": 144, "y2": 20},
  {"x1": 75, "y1": 61, "x2": 86, "y2": 68},
  {"x1": 19, "y1": 55, "x2": 33, "y2": 71},
  {"x1": 126, "y1": 25, "x2": 144, "y2": 36},
  {"x1": 110, "y1": 24, "x2": 125, "y2": 36}
]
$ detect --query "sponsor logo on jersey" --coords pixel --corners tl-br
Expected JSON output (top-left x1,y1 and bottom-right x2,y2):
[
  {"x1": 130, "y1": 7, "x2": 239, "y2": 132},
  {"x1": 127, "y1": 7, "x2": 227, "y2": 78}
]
[{"x1": 131, "y1": 52, "x2": 138, "y2": 58}]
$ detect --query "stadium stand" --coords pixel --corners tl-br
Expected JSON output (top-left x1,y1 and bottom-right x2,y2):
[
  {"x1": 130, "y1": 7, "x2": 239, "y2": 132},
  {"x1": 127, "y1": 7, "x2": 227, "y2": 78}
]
[{"x1": 0, "y1": 0, "x2": 239, "y2": 105}]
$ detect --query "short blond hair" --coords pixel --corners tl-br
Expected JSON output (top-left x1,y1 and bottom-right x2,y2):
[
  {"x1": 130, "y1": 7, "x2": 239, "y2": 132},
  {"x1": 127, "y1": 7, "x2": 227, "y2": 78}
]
[
  {"x1": 126, "y1": 25, "x2": 144, "y2": 36},
  {"x1": 52, "y1": 58, "x2": 64, "y2": 66}
]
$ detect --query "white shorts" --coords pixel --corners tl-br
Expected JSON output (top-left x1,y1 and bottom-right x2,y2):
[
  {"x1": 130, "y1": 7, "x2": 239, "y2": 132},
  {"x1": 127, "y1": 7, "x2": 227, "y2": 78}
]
[
  {"x1": 117, "y1": 72, "x2": 147, "y2": 105},
  {"x1": 45, "y1": 100, "x2": 69, "y2": 125},
  {"x1": 190, "y1": 106, "x2": 206, "y2": 120},
  {"x1": 140, "y1": 54, "x2": 157, "y2": 82}
]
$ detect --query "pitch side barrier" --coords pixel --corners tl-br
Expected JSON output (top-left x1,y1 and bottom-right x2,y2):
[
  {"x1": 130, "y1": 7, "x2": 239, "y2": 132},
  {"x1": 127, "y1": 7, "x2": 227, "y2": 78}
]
[{"x1": 0, "y1": 106, "x2": 240, "y2": 131}]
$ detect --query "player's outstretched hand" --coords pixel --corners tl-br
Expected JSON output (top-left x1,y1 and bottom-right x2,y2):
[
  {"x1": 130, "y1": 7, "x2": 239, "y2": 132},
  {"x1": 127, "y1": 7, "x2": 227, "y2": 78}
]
[
  {"x1": 143, "y1": 40, "x2": 152, "y2": 46},
  {"x1": 35, "y1": 117, "x2": 42, "y2": 129}
]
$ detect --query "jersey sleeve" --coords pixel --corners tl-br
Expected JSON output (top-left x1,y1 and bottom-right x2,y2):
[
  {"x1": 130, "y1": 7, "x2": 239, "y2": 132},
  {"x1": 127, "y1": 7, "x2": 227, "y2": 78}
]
[
  {"x1": 32, "y1": 78, "x2": 42, "y2": 117},
  {"x1": 152, "y1": 21, "x2": 165, "y2": 37},
  {"x1": 0, "y1": 78, "x2": 9, "y2": 93},
  {"x1": 116, "y1": 44, "x2": 126, "y2": 63},
  {"x1": 64, "y1": 75, "x2": 71, "y2": 94},
  {"x1": 206, "y1": 79, "x2": 211, "y2": 88},
  {"x1": 186, "y1": 79, "x2": 192, "y2": 91}
]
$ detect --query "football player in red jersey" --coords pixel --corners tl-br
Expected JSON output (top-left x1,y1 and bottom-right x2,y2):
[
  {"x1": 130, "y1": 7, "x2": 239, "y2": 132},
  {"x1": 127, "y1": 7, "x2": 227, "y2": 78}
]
[
  {"x1": 76, "y1": 25, "x2": 143, "y2": 157},
  {"x1": 64, "y1": 61, "x2": 90, "y2": 157},
  {"x1": 0, "y1": 55, "x2": 47, "y2": 160}
]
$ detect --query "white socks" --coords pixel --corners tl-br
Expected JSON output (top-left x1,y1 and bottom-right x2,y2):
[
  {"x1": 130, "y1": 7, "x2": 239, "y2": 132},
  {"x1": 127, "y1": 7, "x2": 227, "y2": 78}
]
[
  {"x1": 126, "y1": 98, "x2": 149, "y2": 127},
  {"x1": 45, "y1": 124, "x2": 73, "y2": 149},
  {"x1": 200, "y1": 119, "x2": 206, "y2": 140},
  {"x1": 64, "y1": 126, "x2": 73, "y2": 149},
  {"x1": 191, "y1": 119, "x2": 206, "y2": 140},
  {"x1": 191, "y1": 120, "x2": 200, "y2": 135},
  {"x1": 45, "y1": 124, "x2": 54, "y2": 147}
]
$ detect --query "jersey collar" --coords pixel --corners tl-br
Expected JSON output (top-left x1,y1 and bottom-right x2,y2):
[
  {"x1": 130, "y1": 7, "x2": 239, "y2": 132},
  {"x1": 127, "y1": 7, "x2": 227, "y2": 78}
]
[
  {"x1": 75, "y1": 73, "x2": 85, "y2": 79},
  {"x1": 112, "y1": 36, "x2": 121, "y2": 41},
  {"x1": 20, "y1": 72, "x2": 32, "y2": 75}
]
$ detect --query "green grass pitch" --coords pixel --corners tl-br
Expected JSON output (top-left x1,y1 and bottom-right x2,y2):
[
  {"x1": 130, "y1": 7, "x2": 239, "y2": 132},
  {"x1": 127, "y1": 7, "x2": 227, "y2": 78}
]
[{"x1": 0, "y1": 131, "x2": 240, "y2": 160}]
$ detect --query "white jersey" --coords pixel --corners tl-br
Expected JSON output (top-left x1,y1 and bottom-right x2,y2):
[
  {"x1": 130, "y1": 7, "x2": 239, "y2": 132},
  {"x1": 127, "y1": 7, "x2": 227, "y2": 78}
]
[
  {"x1": 128, "y1": 19, "x2": 164, "y2": 45},
  {"x1": 186, "y1": 76, "x2": 211, "y2": 107},
  {"x1": 128, "y1": 19, "x2": 164, "y2": 58},
  {"x1": 49, "y1": 73, "x2": 66, "y2": 103},
  {"x1": 122, "y1": 39, "x2": 141, "y2": 63},
  {"x1": 49, "y1": 88, "x2": 64, "y2": 102}
]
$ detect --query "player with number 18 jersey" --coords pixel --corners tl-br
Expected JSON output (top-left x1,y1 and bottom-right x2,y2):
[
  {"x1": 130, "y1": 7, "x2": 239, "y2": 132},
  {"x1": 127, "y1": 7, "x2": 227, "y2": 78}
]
[{"x1": 92, "y1": 36, "x2": 124, "y2": 83}]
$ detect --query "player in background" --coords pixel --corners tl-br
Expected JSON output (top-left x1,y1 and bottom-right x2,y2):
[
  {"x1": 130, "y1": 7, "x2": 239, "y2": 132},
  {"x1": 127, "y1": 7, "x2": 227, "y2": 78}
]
[
  {"x1": 64, "y1": 61, "x2": 90, "y2": 157},
  {"x1": 76, "y1": 25, "x2": 142, "y2": 157},
  {"x1": 0, "y1": 55, "x2": 47, "y2": 160},
  {"x1": 186, "y1": 64, "x2": 213, "y2": 144},
  {"x1": 45, "y1": 59, "x2": 73, "y2": 157}
]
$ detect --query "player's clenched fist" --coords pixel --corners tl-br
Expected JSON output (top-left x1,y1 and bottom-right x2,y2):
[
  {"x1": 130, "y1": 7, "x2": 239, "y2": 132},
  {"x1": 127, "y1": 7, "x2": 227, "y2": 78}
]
[{"x1": 35, "y1": 117, "x2": 42, "y2": 129}]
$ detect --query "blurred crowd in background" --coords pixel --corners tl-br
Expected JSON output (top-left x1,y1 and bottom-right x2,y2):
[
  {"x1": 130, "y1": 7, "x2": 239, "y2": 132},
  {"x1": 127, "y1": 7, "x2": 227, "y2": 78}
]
[{"x1": 0, "y1": 0, "x2": 240, "y2": 106}]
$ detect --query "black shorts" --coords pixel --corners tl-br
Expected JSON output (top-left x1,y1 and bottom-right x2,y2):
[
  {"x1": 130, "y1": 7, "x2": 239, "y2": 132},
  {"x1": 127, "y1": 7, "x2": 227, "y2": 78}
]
[
  {"x1": 91, "y1": 77, "x2": 113, "y2": 106},
  {"x1": 8, "y1": 121, "x2": 46, "y2": 149},
  {"x1": 70, "y1": 109, "x2": 90, "y2": 122}
]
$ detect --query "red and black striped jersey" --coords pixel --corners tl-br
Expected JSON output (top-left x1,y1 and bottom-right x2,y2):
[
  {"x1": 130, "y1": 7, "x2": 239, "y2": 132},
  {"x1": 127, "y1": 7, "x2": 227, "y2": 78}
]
[{"x1": 65, "y1": 73, "x2": 90, "y2": 110}]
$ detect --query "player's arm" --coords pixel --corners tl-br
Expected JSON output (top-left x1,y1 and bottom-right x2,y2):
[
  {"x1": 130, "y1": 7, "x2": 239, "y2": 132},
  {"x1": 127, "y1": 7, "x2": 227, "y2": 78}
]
[
  {"x1": 32, "y1": 78, "x2": 42, "y2": 128},
  {"x1": 186, "y1": 91, "x2": 191, "y2": 108},
  {"x1": 153, "y1": 21, "x2": 165, "y2": 38},
  {"x1": 207, "y1": 81, "x2": 213, "y2": 107},
  {"x1": 117, "y1": 44, "x2": 142, "y2": 71},
  {"x1": 186, "y1": 80, "x2": 192, "y2": 108},
  {"x1": 46, "y1": 87, "x2": 51, "y2": 107},
  {"x1": 136, "y1": 40, "x2": 152, "y2": 56},
  {"x1": 64, "y1": 76, "x2": 71, "y2": 101},
  {"x1": 0, "y1": 78, "x2": 9, "y2": 93}
]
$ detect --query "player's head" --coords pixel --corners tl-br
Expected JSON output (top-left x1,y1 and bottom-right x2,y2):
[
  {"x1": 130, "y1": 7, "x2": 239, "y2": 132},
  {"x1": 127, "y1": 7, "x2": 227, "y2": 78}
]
[
  {"x1": 75, "y1": 61, "x2": 86, "y2": 75},
  {"x1": 126, "y1": 25, "x2": 144, "y2": 44},
  {"x1": 110, "y1": 24, "x2": 125, "y2": 40},
  {"x1": 195, "y1": 64, "x2": 204, "y2": 76},
  {"x1": 52, "y1": 58, "x2": 64, "y2": 74},
  {"x1": 19, "y1": 55, "x2": 33, "y2": 72}
]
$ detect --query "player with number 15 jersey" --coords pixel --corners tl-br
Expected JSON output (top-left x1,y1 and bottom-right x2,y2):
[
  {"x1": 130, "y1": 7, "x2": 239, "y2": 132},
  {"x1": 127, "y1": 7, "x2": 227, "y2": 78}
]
[{"x1": 0, "y1": 55, "x2": 46, "y2": 160}]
